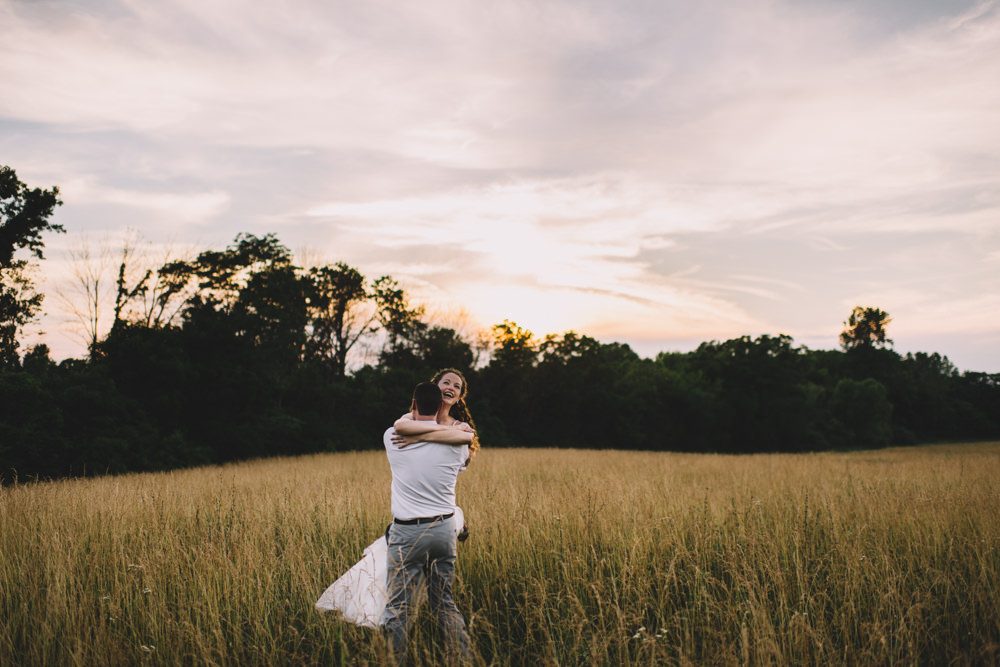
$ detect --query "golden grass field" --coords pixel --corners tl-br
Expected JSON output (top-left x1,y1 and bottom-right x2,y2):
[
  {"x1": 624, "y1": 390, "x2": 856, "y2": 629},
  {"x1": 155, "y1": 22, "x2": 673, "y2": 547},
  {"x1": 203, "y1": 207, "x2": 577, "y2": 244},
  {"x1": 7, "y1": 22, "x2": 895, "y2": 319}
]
[{"x1": 2, "y1": 442, "x2": 999, "y2": 666}]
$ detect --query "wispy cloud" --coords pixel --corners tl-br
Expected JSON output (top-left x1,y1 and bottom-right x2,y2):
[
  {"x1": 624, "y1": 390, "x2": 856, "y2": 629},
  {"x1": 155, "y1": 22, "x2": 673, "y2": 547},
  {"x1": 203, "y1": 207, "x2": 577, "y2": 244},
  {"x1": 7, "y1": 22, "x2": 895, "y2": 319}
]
[
  {"x1": 2, "y1": 0, "x2": 998, "y2": 370},
  {"x1": 57, "y1": 179, "x2": 230, "y2": 224}
]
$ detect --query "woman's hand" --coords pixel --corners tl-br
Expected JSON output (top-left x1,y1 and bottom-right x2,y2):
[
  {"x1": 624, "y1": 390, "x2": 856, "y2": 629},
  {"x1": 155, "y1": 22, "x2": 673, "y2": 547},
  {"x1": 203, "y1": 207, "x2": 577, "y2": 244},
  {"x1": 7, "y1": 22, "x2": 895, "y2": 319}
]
[{"x1": 391, "y1": 433, "x2": 423, "y2": 448}]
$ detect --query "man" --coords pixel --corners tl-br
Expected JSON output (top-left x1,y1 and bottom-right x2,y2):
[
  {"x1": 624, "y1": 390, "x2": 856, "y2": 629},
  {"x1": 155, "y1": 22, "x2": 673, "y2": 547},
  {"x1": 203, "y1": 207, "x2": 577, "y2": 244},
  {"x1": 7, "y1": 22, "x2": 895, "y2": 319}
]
[{"x1": 381, "y1": 382, "x2": 473, "y2": 664}]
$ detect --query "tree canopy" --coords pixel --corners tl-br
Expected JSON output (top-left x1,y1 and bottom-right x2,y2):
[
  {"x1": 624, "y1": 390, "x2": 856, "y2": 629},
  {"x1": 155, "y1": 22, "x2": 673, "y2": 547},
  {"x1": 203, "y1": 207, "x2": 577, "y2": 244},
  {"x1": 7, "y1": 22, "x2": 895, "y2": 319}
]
[
  {"x1": 0, "y1": 169, "x2": 997, "y2": 482},
  {"x1": 840, "y1": 306, "x2": 893, "y2": 350},
  {"x1": 0, "y1": 166, "x2": 63, "y2": 368}
]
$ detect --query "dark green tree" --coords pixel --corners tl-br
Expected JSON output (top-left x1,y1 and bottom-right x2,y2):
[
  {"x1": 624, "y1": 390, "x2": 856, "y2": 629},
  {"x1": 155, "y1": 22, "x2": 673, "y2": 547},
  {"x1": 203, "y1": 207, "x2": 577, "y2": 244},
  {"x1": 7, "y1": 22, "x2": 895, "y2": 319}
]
[
  {"x1": 0, "y1": 166, "x2": 63, "y2": 367},
  {"x1": 167, "y1": 233, "x2": 294, "y2": 314},
  {"x1": 690, "y1": 334, "x2": 816, "y2": 451},
  {"x1": 305, "y1": 262, "x2": 376, "y2": 377},
  {"x1": 538, "y1": 330, "x2": 601, "y2": 364},
  {"x1": 529, "y1": 332, "x2": 642, "y2": 448},
  {"x1": 830, "y1": 377, "x2": 893, "y2": 446},
  {"x1": 473, "y1": 321, "x2": 538, "y2": 443},
  {"x1": 840, "y1": 306, "x2": 893, "y2": 350},
  {"x1": 487, "y1": 320, "x2": 537, "y2": 370},
  {"x1": 372, "y1": 275, "x2": 425, "y2": 358}
]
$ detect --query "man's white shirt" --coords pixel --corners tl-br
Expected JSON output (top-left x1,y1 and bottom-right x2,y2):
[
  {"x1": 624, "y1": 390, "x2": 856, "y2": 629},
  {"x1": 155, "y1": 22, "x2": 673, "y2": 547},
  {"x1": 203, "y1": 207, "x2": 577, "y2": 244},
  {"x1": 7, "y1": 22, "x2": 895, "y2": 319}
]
[{"x1": 383, "y1": 426, "x2": 468, "y2": 521}]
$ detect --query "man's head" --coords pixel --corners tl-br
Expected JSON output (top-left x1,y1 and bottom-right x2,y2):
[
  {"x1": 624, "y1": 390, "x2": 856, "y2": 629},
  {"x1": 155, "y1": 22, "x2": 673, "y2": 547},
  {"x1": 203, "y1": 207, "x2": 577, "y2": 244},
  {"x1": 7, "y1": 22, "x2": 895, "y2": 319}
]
[{"x1": 412, "y1": 381, "x2": 442, "y2": 417}]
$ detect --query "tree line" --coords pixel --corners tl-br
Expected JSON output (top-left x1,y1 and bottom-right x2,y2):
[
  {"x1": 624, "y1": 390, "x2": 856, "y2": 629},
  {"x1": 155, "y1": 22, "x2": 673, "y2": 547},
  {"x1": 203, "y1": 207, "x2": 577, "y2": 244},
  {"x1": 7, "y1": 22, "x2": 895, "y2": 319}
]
[{"x1": 2, "y1": 165, "x2": 998, "y2": 482}]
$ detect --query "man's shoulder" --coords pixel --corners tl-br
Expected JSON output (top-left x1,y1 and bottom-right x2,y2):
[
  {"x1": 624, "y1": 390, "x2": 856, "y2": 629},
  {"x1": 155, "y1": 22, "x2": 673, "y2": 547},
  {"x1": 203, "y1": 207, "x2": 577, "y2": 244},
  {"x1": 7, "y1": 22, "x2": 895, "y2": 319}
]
[
  {"x1": 383, "y1": 426, "x2": 398, "y2": 450},
  {"x1": 384, "y1": 426, "x2": 435, "y2": 455}
]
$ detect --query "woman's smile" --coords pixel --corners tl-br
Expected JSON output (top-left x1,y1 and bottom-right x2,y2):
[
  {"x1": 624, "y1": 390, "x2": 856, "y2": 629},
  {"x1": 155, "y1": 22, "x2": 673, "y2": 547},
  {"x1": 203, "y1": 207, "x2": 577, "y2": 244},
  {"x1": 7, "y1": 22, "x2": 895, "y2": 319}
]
[{"x1": 437, "y1": 372, "x2": 463, "y2": 404}]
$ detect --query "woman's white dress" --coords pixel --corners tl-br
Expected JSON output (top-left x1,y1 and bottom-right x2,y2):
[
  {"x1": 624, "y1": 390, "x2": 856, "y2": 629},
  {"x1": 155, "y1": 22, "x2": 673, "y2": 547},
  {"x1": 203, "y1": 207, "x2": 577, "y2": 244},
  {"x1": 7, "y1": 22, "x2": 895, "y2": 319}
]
[{"x1": 315, "y1": 506, "x2": 465, "y2": 627}]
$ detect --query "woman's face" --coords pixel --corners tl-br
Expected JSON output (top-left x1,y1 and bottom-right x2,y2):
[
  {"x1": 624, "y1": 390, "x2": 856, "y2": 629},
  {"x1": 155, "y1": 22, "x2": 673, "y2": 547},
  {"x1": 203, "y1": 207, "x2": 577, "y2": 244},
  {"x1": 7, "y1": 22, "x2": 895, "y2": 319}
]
[{"x1": 437, "y1": 372, "x2": 464, "y2": 409}]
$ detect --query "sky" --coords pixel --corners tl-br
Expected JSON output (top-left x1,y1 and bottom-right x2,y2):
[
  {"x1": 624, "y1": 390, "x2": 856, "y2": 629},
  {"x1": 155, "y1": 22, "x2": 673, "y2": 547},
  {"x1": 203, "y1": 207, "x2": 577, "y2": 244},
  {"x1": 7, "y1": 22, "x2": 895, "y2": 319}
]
[{"x1": 2, "y1": 0, "x2": 999, "y2": 372}]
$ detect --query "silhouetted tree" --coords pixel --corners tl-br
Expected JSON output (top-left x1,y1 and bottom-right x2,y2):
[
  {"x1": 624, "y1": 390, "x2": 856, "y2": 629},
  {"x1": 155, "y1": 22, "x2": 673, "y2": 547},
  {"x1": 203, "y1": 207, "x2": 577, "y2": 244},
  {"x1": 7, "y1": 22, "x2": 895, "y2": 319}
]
[
  {"x1": 840, "y1": 306, "x2": 893, "y2": 350},
  {"x1": 56, "y1": 236, "x2": 117, "y2": 351},
  {"x1": 487, "y1": 320, "x2": 537, "y2": 370},
  {"x1": 6, "y1": 219, "x2": 1000, "y2": 483},
  {"x1": 305, "y1": 262, "x2": 377, "y2": 377},
  {"x1": 372, "y1": 275, "x2": 425, "y2": 359},
  {"x1": 690, "y1": 334, "x2": 815, "y2": 451},
  {"x1": 414, "y1": 326, "x2": 475, "y2": 372},
  {"x1": 528, "y1": 333, "x2": 642, "y2": 448},
  {"x1": 0, "y1": 166, "x2": 63, "y2": 367},
  {"x1": 538, "y1": 330, "x2": 601, "y2": 364},
  {"x1": 830, "y1": 378, "x2": 893, "y2": 446},
  {"x1": 0, "y1": 166, "x2": 64, "y2": 266}
]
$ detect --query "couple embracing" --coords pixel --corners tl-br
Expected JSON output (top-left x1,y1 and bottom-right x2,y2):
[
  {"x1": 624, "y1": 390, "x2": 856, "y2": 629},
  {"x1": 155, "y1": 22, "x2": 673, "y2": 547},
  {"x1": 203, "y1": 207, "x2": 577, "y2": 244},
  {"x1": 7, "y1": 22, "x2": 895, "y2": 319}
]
[{"x1": 317, "y1": 368, "x2": 479, "y2": 664}]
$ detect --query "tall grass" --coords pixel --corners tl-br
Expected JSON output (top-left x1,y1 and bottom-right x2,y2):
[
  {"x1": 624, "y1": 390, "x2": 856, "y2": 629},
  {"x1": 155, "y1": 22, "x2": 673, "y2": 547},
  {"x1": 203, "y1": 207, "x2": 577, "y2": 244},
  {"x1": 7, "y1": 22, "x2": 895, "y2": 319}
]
[{"x1": 2, "y1": 443, "x2": 998, "y2": 665}]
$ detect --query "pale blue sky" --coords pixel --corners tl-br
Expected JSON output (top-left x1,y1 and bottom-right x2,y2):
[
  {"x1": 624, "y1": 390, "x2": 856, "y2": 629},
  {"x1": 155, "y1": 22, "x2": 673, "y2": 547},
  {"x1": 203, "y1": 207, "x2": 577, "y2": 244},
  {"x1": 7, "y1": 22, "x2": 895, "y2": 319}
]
[{"x1": 2, "y1": 0, "x2": 998, "y2": 371}]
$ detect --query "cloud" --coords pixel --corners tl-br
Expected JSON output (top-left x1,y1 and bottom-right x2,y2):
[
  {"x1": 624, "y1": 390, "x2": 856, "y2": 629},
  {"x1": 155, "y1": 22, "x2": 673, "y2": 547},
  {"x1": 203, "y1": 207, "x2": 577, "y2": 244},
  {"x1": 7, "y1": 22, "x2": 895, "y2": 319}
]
[
  {"x1": 56, "y1": 179, "x2": 230, "y2": 224},
  {"x1": 2, "y1": 0, "x2": 999, "y2": 370},
  {"x1": 307, "y1": 175, "x2": 712, "y2": 270},
  {"x1": 305, "y1": 174, "x2": 776, "y2": 337},
  {"x1": 5, "y1": 0, "x2": 999, "y2": 195}
]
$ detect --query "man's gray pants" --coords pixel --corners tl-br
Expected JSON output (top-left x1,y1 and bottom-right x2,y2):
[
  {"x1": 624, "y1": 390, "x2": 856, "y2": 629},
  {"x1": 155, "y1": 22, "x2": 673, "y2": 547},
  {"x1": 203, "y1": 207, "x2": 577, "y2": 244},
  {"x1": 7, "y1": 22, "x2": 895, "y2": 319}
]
[{"x1": 380, "y1": 518, "x2": 471, "y2": 663}]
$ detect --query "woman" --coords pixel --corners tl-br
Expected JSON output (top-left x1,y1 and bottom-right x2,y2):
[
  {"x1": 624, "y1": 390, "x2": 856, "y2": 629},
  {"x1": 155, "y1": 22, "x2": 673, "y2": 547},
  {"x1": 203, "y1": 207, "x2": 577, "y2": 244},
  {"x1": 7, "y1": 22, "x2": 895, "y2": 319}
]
[
  {"x1": 315, "y1": 368, "x2": 480, "y2": 626},
  {"x1": 392, "y1": 368, "x2": 481, "y2": 462}
]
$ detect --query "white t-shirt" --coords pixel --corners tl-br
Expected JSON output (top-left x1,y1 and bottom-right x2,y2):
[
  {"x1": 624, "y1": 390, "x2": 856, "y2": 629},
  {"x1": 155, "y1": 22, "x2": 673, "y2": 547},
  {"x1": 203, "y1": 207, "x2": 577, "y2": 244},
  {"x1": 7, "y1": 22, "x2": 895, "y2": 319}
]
[{"x1": 383, "y1": 425, "x2": 469, "y2": 521}]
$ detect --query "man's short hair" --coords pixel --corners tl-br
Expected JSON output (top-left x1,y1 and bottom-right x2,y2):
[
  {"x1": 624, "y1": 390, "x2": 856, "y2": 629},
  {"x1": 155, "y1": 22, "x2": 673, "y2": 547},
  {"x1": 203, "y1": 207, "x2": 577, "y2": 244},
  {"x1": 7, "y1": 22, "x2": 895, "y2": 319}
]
[{"x1": 413, "y1": 382, "x2": 442, "y2": 416}]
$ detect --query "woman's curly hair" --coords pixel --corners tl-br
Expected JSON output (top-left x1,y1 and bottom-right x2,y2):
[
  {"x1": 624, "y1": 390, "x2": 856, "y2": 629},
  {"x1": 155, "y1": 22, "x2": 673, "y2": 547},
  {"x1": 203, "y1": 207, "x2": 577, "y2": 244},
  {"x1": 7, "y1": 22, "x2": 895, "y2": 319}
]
[{"x1": 431, "y1": 368, "x2": 480, "y2": 457}]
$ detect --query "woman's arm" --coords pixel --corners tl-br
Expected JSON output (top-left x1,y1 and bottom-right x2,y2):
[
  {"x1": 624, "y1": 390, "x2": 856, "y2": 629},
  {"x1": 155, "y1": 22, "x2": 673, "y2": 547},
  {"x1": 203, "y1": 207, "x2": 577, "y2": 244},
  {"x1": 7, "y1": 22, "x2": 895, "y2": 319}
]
[
  {"x1": 394, "y1": 430, "x2": 473, "y2": 446},
  {"x1": 392, "y1": 418, "x2": 474, "y2": 446},
  {"x1": 394, "y1": 418, "x2": 473, "y2": 435}
]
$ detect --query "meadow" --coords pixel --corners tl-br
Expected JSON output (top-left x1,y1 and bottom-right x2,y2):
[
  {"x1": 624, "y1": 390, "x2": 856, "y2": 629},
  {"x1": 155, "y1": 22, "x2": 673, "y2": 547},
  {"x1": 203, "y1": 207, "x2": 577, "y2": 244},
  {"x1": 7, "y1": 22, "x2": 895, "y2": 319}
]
[{"x1": 2, "y1": 442, "x2": 998, "y2": 666}]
